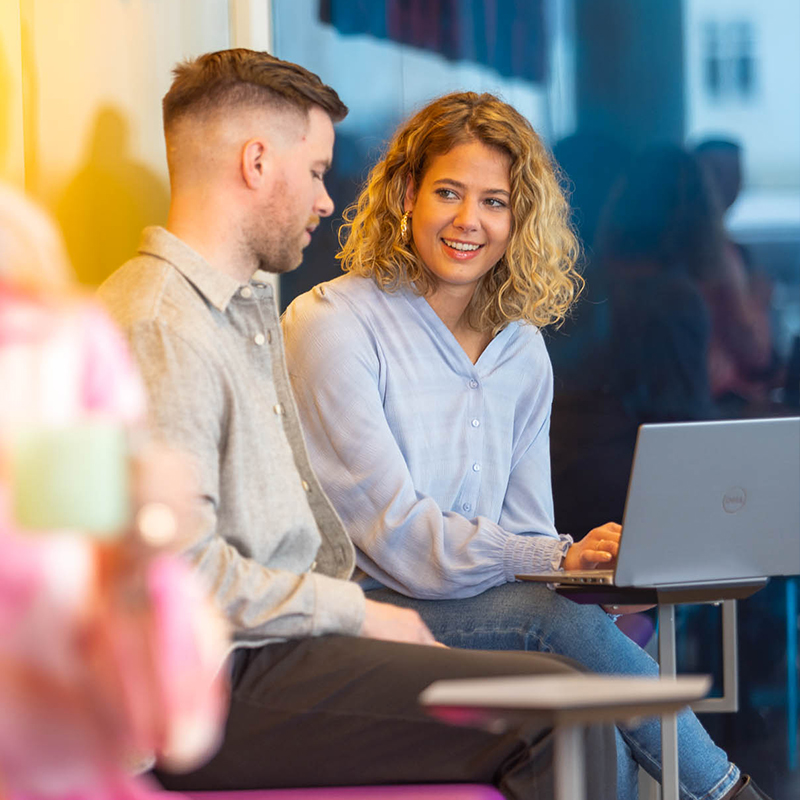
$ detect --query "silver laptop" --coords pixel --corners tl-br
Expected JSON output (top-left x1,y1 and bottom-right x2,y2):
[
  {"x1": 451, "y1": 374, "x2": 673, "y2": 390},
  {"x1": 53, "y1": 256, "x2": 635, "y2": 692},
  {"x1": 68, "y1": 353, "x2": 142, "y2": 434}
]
[{"x1": 519, "y1": 417, "x2": 800, "y2": 589}]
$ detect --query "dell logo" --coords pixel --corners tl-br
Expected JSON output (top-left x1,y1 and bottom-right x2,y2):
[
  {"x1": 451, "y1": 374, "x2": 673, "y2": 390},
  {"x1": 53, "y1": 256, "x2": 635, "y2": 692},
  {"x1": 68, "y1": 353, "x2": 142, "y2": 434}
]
[{"x1": 722, "y1": 487, "x2": 747, "y2": 514}]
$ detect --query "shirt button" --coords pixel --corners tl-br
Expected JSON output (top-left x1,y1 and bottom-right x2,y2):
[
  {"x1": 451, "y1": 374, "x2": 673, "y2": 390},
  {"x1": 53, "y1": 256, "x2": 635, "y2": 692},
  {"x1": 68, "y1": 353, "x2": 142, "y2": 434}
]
[
  {"x1": 301, "y1": 479, "x2": 311, "y2": 492},
  {"x1": 254, "y1": 332, "x2": 266, "y2": 346},
  {"x1": 472, "y1": 463, "x2": 481, "y2": 472},
  {"x1": 471, "y1": 418, "x2": 480, "y2": 428},
  {"x1": 273, "y1": 403, "x2": 285, "y2": 415},
  {"x1": 463, "y1": 503, "x2": 471, "y2": 512},
  {"x1": 240, "y1": 286, "x2": 253, "y2": 299},
  {"x1": 469, "y1": 379, "x2": 479, "y2": 389}
]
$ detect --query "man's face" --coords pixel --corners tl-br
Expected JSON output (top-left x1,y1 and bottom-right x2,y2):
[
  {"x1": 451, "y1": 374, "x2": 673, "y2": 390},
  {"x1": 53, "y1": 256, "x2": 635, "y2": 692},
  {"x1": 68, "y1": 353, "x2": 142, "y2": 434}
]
[{"x1": 252, "y1": 106, "x2": 335, "y2": 274}]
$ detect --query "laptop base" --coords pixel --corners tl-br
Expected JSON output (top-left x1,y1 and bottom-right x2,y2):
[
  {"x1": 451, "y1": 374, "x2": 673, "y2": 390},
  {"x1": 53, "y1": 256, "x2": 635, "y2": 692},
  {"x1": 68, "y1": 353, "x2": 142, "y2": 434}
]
[{"x1": 553, "y1": 577, "x2": 769, "y2": 607}]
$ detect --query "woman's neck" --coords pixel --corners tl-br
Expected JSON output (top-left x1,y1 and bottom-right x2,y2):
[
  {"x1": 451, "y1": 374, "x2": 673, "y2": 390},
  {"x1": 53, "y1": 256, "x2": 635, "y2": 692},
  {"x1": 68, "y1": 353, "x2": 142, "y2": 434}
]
[{"x1": 426, "y1": 285, "x2": 492, "y2": 364}]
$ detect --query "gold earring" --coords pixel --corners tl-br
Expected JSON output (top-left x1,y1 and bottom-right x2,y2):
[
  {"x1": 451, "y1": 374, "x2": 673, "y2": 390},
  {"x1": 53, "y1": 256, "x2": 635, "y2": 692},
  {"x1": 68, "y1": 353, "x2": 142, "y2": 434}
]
[{"x1": 400, "y1": 211, "x2": 411, "y2": 242}]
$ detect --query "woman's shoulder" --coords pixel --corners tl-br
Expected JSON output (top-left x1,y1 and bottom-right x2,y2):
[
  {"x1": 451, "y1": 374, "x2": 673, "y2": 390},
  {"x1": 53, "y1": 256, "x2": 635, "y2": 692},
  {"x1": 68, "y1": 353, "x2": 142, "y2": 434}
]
[
  {"x1": 283, "y1": 274, "x2": 385, "y2": 348},
  {"x1": 509, "y1": 321, "x2": 550, "y2": 358},
  {"x1": 285, "y1": 273, "x2": 405, "y2": 331}
]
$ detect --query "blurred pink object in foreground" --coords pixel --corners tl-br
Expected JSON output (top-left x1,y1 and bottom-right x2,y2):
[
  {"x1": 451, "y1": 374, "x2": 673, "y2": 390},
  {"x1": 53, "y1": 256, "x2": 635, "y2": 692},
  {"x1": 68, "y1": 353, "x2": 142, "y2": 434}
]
[{"x1": 0, "y1": 184, "x2": 230, "y2": 800}]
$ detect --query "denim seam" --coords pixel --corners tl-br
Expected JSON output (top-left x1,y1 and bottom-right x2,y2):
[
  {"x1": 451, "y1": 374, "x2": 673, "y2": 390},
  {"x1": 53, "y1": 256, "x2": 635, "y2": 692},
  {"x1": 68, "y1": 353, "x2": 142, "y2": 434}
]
[{"x1": 447, "y1": 627, "x2": 558, "y2": 654}]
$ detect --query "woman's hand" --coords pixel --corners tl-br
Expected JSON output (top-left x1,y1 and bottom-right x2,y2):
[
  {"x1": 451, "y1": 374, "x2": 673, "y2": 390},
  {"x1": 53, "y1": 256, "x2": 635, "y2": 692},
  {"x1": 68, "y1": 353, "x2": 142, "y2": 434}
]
[{"x1": 564, "y1": 522, "x2": 622, "y2": 571}]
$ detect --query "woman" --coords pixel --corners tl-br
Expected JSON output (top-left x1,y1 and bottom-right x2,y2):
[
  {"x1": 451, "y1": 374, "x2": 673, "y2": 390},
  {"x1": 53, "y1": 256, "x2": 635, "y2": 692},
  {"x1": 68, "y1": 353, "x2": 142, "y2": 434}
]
[{"x1": 282, "y1": 93, "x2": 767, "y2": 800}]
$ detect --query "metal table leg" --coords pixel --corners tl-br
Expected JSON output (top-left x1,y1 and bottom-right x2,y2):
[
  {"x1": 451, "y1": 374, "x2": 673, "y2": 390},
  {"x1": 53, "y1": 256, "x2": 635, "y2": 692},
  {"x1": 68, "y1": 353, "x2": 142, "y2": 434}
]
[
  {"x1": 555, "y1": 723, "x2": 585, "y2": 800},
  {"x1": 693, "y1": 600, "x2": 739, "y2": 713},
  {"x1": 659, "y1": 603, "x2": 680, "y2": 800}
]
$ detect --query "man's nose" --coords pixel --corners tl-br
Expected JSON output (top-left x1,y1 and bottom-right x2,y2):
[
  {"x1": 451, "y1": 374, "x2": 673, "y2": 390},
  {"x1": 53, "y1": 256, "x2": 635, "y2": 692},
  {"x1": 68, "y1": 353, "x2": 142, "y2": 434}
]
[{"x1": 316, "y1": 184, "x2": 334, "y2": 218}]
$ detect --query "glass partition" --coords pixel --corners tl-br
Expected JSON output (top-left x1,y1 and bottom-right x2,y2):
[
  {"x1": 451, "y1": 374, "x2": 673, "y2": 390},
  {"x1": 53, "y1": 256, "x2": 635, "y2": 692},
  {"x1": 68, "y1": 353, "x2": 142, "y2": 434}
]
[{"x1": 273, "y1": 2, "x2": 800, "y2": 792}]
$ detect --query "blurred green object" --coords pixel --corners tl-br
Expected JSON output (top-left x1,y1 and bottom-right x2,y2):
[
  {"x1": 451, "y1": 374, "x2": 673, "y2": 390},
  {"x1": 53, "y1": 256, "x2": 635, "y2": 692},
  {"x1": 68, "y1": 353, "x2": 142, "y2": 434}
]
[{"x1": 12, "y1": 422, "x2": 129, "y2": 535}]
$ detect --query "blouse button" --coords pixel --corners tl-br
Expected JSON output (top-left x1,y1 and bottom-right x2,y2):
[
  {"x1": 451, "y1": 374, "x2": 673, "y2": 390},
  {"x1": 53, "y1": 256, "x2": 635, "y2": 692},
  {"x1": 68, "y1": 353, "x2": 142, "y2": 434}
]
[
  {"x1": 240, "y1": 286, "x2": 253, "y2": 299},
  {"x1": 472, "y1": 463, "x2": 481, "y2": 472},
  {"x1": 301, "y1": 479, "x2": 311, "y2": 492},
  {"x1": 273, "y1": 403, "x2": 285, "y2": 415},
  {"x1": 254, "y1": 332, "x2": 266, "y2": 346},
  {"x1": 469, "y1": 379, "x2": 479, "y2": 389},
  {"x1": 471, "y1": 418, "x2": 480, "y2": 428},
  {"x1": 463, "y1": 503, "x2": 471, "y2": 512}
]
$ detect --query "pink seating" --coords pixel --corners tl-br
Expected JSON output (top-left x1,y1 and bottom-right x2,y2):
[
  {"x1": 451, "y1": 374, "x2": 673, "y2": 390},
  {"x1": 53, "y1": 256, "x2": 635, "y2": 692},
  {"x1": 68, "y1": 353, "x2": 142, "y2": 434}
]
[{"x1": 184, "y1": 785, "x2": 504, "y2": 799}]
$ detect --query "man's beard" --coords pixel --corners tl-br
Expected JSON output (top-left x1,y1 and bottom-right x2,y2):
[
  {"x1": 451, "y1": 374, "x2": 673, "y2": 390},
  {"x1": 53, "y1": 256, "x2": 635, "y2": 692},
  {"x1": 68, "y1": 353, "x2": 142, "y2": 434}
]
[
  {"x1": 255, "y1": 232, "x2": 303, "y2": 275},
  {"x1": 247, "y1": 203, "x2": 305, "y2": 275}
]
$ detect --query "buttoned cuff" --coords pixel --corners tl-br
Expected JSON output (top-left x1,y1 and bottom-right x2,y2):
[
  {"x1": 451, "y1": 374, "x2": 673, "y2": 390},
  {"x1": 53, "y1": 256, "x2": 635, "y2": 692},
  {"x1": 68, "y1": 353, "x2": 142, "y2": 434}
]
[{"x1": 309, "y1": 572, "x2": 366, "y2": 637}]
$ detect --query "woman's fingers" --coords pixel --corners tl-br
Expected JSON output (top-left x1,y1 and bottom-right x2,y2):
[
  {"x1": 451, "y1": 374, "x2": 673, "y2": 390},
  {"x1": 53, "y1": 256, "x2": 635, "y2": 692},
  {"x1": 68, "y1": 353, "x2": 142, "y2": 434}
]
[{"x1": 582, "y1": 549, "x2": 614, "y2": 564}]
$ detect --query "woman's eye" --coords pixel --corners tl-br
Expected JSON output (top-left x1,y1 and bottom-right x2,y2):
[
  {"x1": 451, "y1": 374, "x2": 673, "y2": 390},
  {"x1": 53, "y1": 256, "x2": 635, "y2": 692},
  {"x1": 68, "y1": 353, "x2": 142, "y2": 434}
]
[
  {"x1": 435, "y1": 188, "x2": 458, "y2": 199},
  {"x1": 485, "y1": 197, "x2": 507, "y2": 208}
]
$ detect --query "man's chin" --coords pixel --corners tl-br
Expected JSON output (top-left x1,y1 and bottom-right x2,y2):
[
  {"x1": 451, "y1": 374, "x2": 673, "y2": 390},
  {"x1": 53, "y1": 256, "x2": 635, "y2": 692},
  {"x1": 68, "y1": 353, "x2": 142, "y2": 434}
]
[{"x1": 257, "y1": 253, "x2": 303, "y2": 275}]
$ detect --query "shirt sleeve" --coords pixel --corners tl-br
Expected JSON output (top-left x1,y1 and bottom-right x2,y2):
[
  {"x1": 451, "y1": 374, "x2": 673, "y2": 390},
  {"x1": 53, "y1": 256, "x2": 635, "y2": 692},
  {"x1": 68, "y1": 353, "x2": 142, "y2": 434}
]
[
  {"x1": 126, "y1": 319, "x2": 365, "y2": 643},
  {"x1": 283, "y1": 290, "x2": 570, "y2": 601}
]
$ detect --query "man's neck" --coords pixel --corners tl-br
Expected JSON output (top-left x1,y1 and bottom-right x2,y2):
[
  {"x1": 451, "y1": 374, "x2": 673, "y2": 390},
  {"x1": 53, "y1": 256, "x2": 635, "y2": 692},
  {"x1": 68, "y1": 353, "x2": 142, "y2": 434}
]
[{"x1": 167, "y1": 203, "x2": 256, "y2": 284}]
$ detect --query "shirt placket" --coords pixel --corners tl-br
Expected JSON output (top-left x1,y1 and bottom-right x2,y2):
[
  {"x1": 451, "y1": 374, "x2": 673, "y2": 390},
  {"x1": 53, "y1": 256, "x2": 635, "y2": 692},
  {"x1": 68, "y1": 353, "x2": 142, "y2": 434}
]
[
  {"x1": 457, "y1": 372, "x2": 485, "y2": 517},
  {"x1": 249, "y1": 282, "x2": 321, "y2": 570}
]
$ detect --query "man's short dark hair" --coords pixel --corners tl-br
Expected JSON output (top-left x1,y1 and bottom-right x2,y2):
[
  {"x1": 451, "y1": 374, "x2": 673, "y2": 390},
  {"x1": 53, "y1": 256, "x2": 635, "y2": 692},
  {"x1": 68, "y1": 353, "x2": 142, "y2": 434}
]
[{"x1": 162, "y1": 48, "x2": 348, "y2": 131}]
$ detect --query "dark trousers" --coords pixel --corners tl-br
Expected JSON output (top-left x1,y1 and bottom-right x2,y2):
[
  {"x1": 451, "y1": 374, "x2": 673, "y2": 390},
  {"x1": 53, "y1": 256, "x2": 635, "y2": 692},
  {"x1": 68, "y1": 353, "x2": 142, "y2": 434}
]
[{"x1": 155, "y1": 635, "x2": 617, "y2": 800}]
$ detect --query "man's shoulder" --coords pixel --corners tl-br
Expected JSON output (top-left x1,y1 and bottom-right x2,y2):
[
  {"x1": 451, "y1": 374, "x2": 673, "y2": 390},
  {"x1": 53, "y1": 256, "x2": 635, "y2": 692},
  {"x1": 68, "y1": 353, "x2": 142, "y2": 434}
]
[{"x1": 98, "y1": 253, "x2": 202, "y2": 336}]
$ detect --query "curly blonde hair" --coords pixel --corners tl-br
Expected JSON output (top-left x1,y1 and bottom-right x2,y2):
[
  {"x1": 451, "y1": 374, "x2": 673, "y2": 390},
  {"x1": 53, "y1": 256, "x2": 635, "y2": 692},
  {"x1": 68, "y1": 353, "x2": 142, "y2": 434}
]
[{"x1": 338, "y1": 92, "x2": 582, "y2": 333}]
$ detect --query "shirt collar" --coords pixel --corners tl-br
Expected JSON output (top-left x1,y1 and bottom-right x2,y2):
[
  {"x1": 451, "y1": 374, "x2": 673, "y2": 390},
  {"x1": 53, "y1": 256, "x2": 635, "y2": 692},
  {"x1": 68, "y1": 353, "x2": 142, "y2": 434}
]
[{"x1": 137, "y1": 226, "x2": 244, "y2": 313}]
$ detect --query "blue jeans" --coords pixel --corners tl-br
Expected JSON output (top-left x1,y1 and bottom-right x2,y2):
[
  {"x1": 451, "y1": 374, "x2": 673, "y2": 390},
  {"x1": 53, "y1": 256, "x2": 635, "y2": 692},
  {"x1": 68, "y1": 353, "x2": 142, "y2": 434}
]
[{"x1": 367, "y1": 582, "x2": 740, "y2": 800}]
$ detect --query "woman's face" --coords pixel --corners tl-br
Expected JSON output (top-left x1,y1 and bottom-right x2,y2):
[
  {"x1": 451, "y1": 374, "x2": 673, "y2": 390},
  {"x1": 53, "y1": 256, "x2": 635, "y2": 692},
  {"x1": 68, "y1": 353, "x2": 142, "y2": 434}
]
[{"x1": 404, "y1": 140, "x2": 512, "y2": 297}]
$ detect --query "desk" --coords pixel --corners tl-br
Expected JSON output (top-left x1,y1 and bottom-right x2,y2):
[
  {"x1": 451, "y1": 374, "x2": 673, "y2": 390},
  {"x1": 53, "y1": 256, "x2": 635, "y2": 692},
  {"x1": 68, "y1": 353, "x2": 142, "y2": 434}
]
[
  {"x1": 420, "y1": 674, "x2": 711, "y2": 800},
  {"x1": 557, "y1": 579, "x2": 768, "y2": 800}
]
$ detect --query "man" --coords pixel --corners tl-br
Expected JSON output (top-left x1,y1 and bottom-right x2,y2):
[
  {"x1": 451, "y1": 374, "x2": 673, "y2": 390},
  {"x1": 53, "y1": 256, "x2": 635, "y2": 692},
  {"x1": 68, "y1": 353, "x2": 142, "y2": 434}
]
[{"x1": 99, "y1": 49, "x2": 617, "y2": 798}]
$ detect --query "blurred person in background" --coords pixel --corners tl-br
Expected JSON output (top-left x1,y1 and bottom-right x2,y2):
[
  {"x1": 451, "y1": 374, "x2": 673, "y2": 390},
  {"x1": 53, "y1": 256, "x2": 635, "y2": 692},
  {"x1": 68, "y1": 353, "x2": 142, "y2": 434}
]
[
  {"x1": 550, "y1": 146, "x2": 723, "y2": 539},
  {"x1": 693, "y1": 139, "x2": 777, "y2": 411},
  {"x1": 596, "y1": 145, "x2": 720, "y2": 425}
]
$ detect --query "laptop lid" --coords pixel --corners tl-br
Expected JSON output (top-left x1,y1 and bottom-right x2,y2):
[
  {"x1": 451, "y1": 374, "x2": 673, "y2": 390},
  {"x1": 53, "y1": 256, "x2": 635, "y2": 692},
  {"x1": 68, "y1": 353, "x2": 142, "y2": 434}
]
[{"x1": 614, "y1": 417, "x2": 800, "y2": 588}]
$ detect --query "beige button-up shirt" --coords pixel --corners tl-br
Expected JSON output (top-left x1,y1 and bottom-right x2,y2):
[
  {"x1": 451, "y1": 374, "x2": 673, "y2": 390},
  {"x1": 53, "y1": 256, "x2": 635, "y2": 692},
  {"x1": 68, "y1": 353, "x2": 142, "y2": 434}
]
[{"x1": 99, "y1": 227, "x2": 365, "y2": 647}]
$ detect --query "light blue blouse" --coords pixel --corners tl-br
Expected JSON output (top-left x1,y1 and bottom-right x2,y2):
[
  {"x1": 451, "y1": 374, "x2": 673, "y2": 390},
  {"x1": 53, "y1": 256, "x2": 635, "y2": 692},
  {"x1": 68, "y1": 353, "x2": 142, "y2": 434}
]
[{"x1": 282, "y1": 274, "x2": 572, "y2": 600}]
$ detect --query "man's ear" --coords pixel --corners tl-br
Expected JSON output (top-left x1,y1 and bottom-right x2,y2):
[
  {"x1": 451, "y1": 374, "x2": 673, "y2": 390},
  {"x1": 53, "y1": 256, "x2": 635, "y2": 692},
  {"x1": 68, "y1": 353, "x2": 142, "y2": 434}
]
[
  {"x1": 403, "y1": 173, "x2": 416, "y2": 213},
  {"x1": 242, "y1": 138, "x2": 268, "y2": 189}
]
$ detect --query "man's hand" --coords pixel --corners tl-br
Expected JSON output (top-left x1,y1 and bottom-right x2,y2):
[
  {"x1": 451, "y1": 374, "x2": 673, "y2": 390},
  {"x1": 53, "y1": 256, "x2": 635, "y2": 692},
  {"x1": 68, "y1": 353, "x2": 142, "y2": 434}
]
[
  {"x1": 564, "y1": 522, "x2": 622, "y2": 571},
  {"x1": 360, "y1": 599, "x2": 445, "y2": 647}
]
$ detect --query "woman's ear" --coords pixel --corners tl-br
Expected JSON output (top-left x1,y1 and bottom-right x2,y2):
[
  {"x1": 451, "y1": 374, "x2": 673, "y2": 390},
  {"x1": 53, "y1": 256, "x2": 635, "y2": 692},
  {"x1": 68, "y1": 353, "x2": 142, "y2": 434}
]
[{"x1": 403, "y1": 173, "x2": 416, "y2": 213}]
